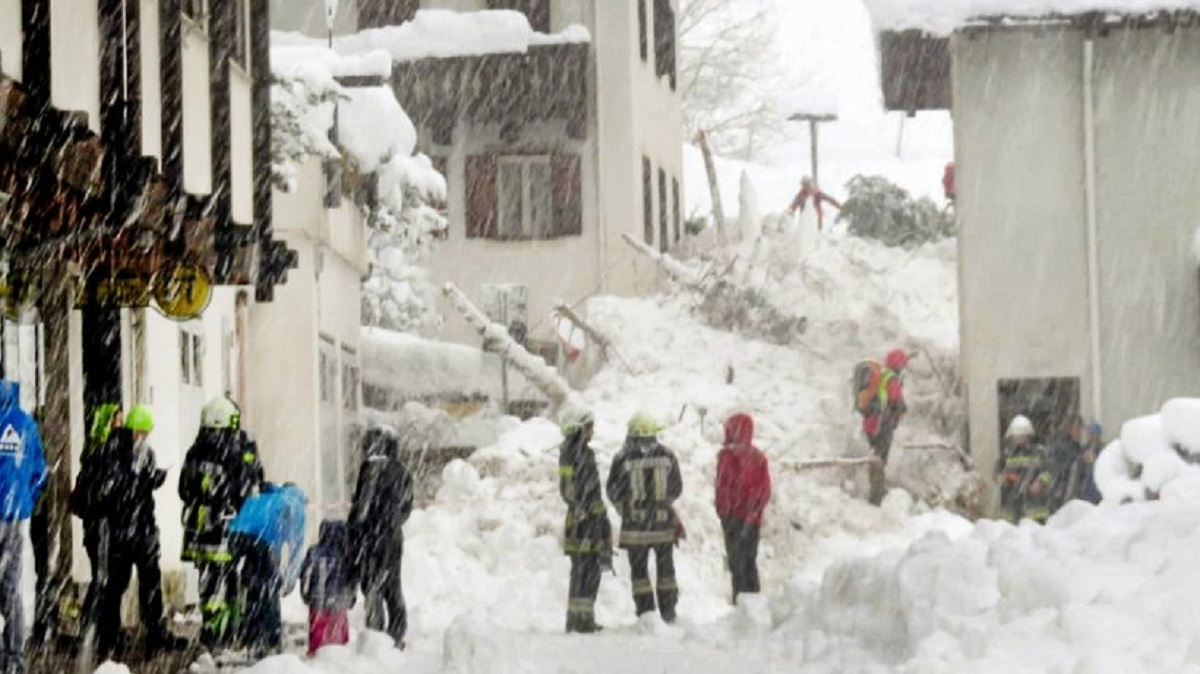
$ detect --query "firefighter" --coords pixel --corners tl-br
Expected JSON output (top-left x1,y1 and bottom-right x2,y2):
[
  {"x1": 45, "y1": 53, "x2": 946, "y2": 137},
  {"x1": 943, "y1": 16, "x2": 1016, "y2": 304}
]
[
  {"x1": 606, "y1": 413, "x2": 682, "y2": 623},
  {"x1": 997, "y1": 415, "x2": 1054, "y2": 524},
  {"x1": 178, "y1": 395, "x2": 264, "y2": 651},
  {"x1": 558, "y1": 409, "x2": 611, "y2": 633}
]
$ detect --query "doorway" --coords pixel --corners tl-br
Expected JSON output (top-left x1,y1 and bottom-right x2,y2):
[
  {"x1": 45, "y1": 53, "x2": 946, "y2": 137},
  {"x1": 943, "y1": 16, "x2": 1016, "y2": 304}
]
[{"x1": 997, "y1": 377, "x2": 1081, "y2": 448}]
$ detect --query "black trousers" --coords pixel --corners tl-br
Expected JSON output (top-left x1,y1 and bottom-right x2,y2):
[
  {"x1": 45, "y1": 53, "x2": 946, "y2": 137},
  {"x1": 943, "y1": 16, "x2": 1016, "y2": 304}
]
[
  {"x1": 30, "y1": 504, "x2": 51, "y2": 647},
  {"x1": 868, "y1": 425, "x2": 895, "y2": 505},
  {"x1": 721, "y1": 518, "x2": 761, "y2": 602},
  {"x1": 361, "y1": 545, "x2": 406, "y2": 645},
  {"x1": 82, "y1": 521, "x2": 167, "y2": 655},
  {"x1": 626, "y1": 544, "x2": 677, "y2": 621},
  {"x1": 566, "y1": 553, "x2": 602, "y2": 631},
  {"x1": 231, "y1": 535, "x2": 281, "y2": 654}
]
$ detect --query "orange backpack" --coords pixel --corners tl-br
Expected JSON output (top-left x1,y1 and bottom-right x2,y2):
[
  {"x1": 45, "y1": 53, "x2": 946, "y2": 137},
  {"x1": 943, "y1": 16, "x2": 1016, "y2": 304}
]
[{"x1": 853, "y1": 360, "x2": 884, "y2": 415}]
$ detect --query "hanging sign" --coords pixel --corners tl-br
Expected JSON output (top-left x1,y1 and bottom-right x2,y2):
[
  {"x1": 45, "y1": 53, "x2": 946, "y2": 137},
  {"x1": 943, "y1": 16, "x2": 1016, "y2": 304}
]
[{"x1": 152, "y1": 263, "x2": 212, "y2": 321}]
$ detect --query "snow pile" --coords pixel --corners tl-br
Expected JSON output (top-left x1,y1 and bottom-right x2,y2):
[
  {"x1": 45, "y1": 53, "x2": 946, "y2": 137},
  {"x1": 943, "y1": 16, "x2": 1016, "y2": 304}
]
[
  {"x1": 273, "y1": 10, "x2": 590, "y2": 63},
  {"x1": 863, "y1": 0, "x2": 1200, "y2": 35},
  {"x1": 1095, "y1": 398, "x2": 1200, "y2": 502}
]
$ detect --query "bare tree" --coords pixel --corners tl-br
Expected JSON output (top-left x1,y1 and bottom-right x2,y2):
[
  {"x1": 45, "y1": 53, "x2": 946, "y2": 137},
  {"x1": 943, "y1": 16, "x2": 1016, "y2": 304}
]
[{"x1": 679, "y1": 0, "x2": 784, "y2": 160}]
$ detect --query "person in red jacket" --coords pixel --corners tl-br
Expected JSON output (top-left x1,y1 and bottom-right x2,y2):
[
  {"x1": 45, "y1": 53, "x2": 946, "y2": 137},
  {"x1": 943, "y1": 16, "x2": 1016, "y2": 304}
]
[
  {"x1": 862, "y1": 349, "x2": 909, "y2": 505},
  {"x1": 786, "y1": 177, "x2": 842, "y2": 231},
  {"x1": 715, "y1": 413, "x2": 771, "y2": 604}
]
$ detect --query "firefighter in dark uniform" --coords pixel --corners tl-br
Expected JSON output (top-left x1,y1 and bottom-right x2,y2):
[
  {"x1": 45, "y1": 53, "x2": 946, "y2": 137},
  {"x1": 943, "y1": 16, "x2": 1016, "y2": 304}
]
[
  {"x1": 997, "y1": 415, "x2": 1054, "y2": 524},
  {"x1": 606, "y1": 413, "x2": 683, "y2": 623},
  {"x1": 178, "y1": 395, "x2": 264, "y2": 651},
  {"x1": 558, "y1": 409, "x2": 612, "y2": 633}
]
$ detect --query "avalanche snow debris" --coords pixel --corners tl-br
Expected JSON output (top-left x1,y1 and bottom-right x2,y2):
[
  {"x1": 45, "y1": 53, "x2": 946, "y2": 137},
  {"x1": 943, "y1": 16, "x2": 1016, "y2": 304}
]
[{"x1": 1096, "y1": 398, "x2": 1200, "y2": 502}]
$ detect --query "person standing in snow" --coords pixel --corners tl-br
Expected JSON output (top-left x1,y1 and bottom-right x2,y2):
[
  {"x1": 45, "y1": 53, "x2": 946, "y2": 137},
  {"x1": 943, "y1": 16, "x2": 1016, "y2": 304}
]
[
  {"x1": 0, "y1": 382, "x2": 46, "y2": 674},
  {"x1": 715, "y1": 413, "x2": 771, "y2": 604},
  {"x1": 227, "y1": 482, "x2": 307, "y2": 657},
  {"x1": 79, "y1": 405, "x2": 185, "y2": 659},
  {"x1": 607, "y1": 413, "x2": 683, "y2": 623},
  {"x1": 178, "y1": 395, "x2": 264, "y2": 652},
  {"x1": 300, "y1": 520, "x2": 356, "y2": 656},
  {"x1": 348, "y1": 428, "x2": 414, "y2": 648},
  {"x1": 1048, "y1": 415, "x2": 1086, "y2": 513},
  {"x1": 860, "y1": 349, "x2": 909, "y2": 506},
  {"x1": 786, "y1": 176, "x2": 842, "y2": 231},
  {"x1": 557, "y1": 409, "x2": 612, "y2": 633},
  {"x1": 996, "y1": 415, "x2": 1053, "y2": 524}
]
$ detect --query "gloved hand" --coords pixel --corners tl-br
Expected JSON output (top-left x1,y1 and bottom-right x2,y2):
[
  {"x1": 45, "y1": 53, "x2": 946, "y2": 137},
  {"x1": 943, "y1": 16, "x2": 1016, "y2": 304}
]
[{"x1": 674, "y1": 518, "x2": 687, "y2": 548}]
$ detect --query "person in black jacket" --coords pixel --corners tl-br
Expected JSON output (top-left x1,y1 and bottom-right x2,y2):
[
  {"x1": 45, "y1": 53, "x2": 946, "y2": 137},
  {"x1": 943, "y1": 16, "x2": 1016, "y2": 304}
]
[
  {"x1": 77, "y1": 405, "x2": 184, "y2": 662},
  {"x1": 606, "y1": 413, "x2": 683, "y2": 623},
  {"x1": 558, "y1": 409, "x2": 611, "y2": 634},
  {"x1": 178, "y1": 395, "x2": 264, "y2": 651},
  {"x1": 300, "y1": 520, "x2": 356, "y2": 655},
  {"x1": 349, "y1": 428, "x2": 414, "y2": 648}
]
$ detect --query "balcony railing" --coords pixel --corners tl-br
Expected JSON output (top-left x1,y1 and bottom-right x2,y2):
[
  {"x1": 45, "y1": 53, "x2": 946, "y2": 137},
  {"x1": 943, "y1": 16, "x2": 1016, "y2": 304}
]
[{"x1": 392, "y1": 42, "x2": 590, "y2": 145}]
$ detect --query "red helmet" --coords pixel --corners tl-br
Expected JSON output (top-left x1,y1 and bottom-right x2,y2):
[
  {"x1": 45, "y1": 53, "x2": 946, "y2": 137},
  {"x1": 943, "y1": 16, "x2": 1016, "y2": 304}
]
[{"x1": 885, "y1": 349, "x2": 909, "y2": 370}]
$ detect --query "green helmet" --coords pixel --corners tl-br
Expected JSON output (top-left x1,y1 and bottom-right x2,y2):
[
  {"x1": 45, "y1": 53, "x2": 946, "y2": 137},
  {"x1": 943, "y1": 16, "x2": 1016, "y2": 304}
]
[
  {"x1": 560, "y1": 408, "x2": 595, "y2": 436},
  {"x1": 126, "y1": 405, "x2": 155, "y2": 434},
  {"x1": 627, "y1": 412, "x2": 663, "y2": 438},
  {"x1": 202, "y1": 396, "x2": 241, "y2": 430}
]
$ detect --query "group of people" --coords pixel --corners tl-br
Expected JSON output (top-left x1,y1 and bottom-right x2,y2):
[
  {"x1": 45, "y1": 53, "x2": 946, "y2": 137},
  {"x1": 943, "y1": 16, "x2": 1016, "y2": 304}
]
[
  {"x1": 556, "y1": 409, "x2": 772, "y2": 633},
  {"x1": 997, "y1": 414, "x2": 1104, "y2": 523},
  {"x1": 0, "y1": 389, "x2": 419, "y2": 673}
]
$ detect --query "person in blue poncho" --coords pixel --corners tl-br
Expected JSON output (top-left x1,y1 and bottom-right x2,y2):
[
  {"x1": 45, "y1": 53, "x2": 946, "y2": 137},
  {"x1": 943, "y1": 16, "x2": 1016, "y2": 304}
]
[
  {"x1": 227, "y1": 482, "x2": 306, "y2": 656},
  {"x1": 0, "y1": 381, "x2": 45, "y2": 674}
]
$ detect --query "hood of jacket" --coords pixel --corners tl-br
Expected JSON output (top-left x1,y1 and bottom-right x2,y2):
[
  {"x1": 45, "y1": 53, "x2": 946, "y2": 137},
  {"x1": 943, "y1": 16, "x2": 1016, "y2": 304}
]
[
  {"x1": 0, "y1": 382, "x2": 19, "y2": 412},
  {"x1": 89, "y1": 403, "x2": 122, "y2": 447},
  {"x1": 363, "y1": 428, "x2": 398, "y2": 461},
  {"x1": 318, "y1": 520, "x2": 349, "y2": 550},
  {"x1": 724, "y1": 413, "x2": 755, "y2": 448}
]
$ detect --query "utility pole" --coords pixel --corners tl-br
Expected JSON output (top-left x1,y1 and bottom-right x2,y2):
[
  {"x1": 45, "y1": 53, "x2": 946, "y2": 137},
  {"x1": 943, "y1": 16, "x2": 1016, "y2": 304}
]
[{"x1": 788, "y1": 112, "x2": 837, "y2": 189}]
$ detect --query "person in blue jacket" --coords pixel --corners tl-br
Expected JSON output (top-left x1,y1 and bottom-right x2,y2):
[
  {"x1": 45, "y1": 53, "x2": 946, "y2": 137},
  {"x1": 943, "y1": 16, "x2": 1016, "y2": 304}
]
[
  {"x1": 227, "y1": 482, "x2": 306, "y2": 656},
  {"x1": 0, "y1": 381, "x2": 46, "y2": 674}
]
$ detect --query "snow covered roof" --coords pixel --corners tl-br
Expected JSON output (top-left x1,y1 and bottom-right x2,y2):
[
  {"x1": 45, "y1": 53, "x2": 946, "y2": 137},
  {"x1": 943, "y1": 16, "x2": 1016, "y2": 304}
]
[
  {"x1": 863, "y1": 0, "x2": 1200, "y2": 35},
  {"x1": 272, "y1": 9, "x2": 591, "y2": 63}
]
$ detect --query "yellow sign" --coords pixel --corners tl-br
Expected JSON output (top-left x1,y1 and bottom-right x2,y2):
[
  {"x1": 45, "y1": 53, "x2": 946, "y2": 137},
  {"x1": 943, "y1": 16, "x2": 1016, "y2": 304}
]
[{"x1": 152, "y1": 263, "x2": 212, "y2": 321}]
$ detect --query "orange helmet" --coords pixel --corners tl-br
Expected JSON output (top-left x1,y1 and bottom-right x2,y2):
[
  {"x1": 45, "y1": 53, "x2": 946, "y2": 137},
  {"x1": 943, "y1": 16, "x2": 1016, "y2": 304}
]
[{"x1": 885, "y1": 349, "x2": 909, "y2": 370}]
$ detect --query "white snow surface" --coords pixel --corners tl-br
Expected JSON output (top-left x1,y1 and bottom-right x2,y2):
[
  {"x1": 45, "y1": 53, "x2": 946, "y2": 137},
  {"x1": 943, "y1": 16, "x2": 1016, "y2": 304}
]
[
  {"x1": 863, "y1": 0, "x2": 1200, "y2": 35},
  {"x1": 1095, "y1": 398, "x2": 1200, "y2": 502},
  {"x1": 273, "y1": 10, "x2": 590, "y2": 63}
]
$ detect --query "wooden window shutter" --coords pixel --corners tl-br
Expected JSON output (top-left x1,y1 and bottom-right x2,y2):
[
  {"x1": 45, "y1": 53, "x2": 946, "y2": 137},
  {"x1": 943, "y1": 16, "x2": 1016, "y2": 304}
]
[
  {"x1": 552, "y1": 153, "x2": 582, "y2": 237},
  {"x1": 466, "y1": 155, "x2": 497, "y2": 239}
]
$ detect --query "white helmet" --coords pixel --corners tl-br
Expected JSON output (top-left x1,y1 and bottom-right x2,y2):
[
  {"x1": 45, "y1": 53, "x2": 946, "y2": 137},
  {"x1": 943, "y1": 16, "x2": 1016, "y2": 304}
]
[
  {"x1": 1005, "y1": 415, "x2": 1035, "y2": 439},
  {"x1": 202, "y1": 396, "x2": 241, "y2": 430}
]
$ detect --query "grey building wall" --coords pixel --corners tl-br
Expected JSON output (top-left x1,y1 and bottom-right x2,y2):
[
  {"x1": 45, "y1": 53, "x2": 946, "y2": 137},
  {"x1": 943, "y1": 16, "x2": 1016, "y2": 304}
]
[{"x1": 954, "y1": 25, "x2": 1200, "y2": 486}]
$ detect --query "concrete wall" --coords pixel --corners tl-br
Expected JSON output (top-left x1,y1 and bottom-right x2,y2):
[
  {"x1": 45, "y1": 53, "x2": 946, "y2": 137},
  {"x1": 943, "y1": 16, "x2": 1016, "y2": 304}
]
[{"x1": 954, "y1": 26, "x2": 1200, "y2": 477}]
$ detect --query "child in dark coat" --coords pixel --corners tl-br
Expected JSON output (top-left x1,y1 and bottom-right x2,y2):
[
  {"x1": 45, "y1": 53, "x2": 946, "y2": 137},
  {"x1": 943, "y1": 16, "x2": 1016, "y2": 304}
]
[{"x1": 300, "y1": 520, "x2": 356, "y2": 656}]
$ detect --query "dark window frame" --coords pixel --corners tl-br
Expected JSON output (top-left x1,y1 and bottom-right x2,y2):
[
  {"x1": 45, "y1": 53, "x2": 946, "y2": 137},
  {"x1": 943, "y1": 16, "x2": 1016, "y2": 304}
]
[
  {"x1": 658, "y1": 167, "x2": 668, "y2": 252},
  {"x1": 638, "y1": 0, "x2": 649, "y2": 62},
  {"x1": 467, "y1": 152, "x2": 582, "y2": 241},
  {"x1": 642, "y1": 156, "x2": 654, "y2": 245},
  {"x1": 672, "y1": 177, "x2": 681, "y2": 243}
]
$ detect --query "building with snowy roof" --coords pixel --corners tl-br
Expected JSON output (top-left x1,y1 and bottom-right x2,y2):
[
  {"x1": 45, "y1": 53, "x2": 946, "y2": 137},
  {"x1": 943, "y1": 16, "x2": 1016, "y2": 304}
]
[
  {"x1": 275, "y1": 0, "x2": 684, "y2": 364},
  {"x1": 868, "y1": 0, "x2": 1200, "y2": 495}
]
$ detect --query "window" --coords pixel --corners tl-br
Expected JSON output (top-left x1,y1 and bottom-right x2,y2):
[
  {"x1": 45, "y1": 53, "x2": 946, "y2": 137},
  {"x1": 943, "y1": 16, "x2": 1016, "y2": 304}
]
[
  {"x1": 358, "y1": 0, "x2": 419, "y2": 29},
  {"x1": 654, "y1": 0, "x2": 677, "y2": 89},
  {"x1": 673, "y1": 177, "x2": 681, "y2": 243},
  {"x1": 182, "y1": 0, "x2": 208, "y2": 26},
  {"x1": 466, "y1": 153, "x2": 581, "y2": 240},
  {"x1": 642, "y1": 157, "x2": 653, "y2": 245},
  {"x1": 232, "y1": 0, "x2": 249, "y2": 70},
  {"x1": 487, "y1": 0, "x2": 551, "y2": 33},
  {"x1": 341, "y1": 348, "x2": 359, "y2": 412},
  {"x1": 180, "y1": 329, "x2": 203, "y2": 387},
  {"x1": 658, "y1": 168, "x2": 668, "y2": 252},
  {"x1": 318, "y1": 348, "x2": 337, "y2": 404},
  {"x1": 638, "y1": 0, "x2": 649, "y2": 62}
]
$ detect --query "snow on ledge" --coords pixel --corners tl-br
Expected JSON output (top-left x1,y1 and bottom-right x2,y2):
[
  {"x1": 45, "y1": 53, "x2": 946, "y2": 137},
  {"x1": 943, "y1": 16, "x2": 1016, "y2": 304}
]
[
  {"x1": 275, "y1": 9, "x2": 591, "y2": 63},
  {"x1": 863, "y1": 0, "x2": 1200, "y2": 35}
]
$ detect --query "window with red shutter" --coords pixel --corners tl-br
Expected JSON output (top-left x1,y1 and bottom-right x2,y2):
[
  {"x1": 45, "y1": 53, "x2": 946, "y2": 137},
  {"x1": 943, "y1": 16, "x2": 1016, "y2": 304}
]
[
  {"x1": 552, "y1": 154, "x2": 582, "y2": 237},
  {"x1": 466, "y1": 155, "x2": 498, "y2": 239}
]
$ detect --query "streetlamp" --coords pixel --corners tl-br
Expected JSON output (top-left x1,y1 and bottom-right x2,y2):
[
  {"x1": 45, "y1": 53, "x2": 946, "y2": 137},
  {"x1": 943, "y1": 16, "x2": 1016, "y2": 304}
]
[{"x1": 787, "y1": 112, "x2": 837, "y2": 190}]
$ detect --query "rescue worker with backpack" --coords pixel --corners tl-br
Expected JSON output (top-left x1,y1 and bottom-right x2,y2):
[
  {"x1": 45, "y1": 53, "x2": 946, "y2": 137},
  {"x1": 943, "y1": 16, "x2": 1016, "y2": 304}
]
[
  {"x1": 178, "y1": 395, "x2": 264, "y2": 652},
  {"x1": 0, "y1": 381, "x2": 46, "y2": 674},
  {"x1": 557, "y1": 409, "x2": 612, "y2": 634},
  {"x1": 853, "y1": 349, "x2": 910, "y2": 505},
  {"x1": 997, "y1": 415, "x2": 1054, "y2": 524},
  {"x1": 606, "y1": 413, "x2": 683, "y2": 623}
]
